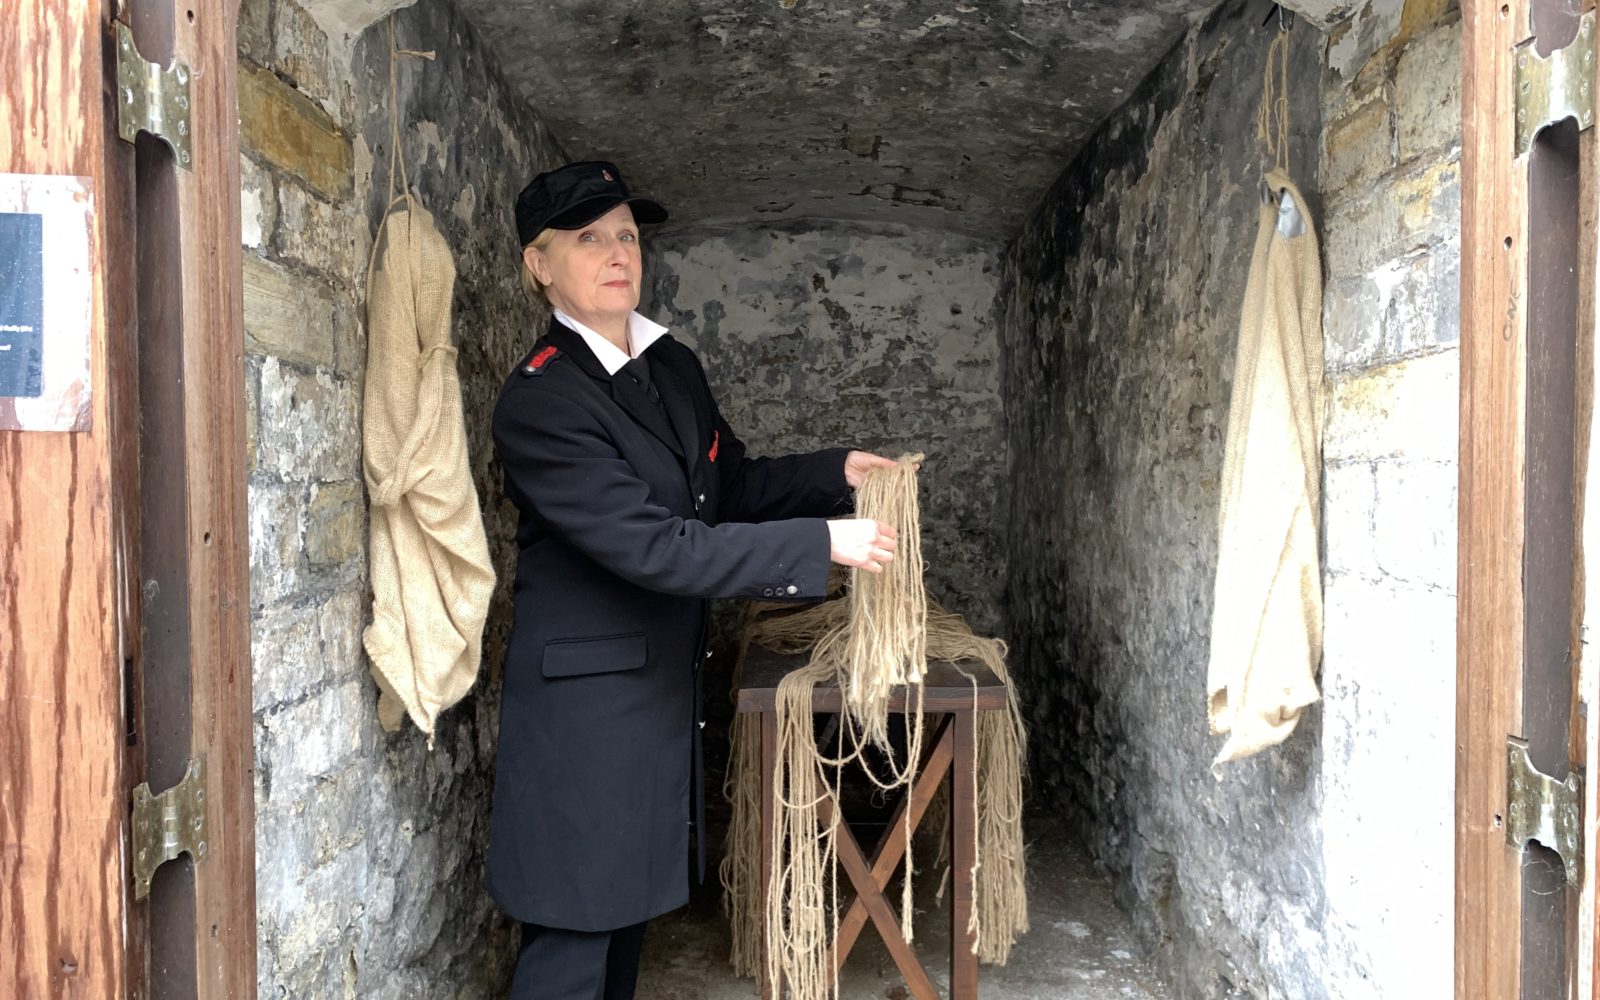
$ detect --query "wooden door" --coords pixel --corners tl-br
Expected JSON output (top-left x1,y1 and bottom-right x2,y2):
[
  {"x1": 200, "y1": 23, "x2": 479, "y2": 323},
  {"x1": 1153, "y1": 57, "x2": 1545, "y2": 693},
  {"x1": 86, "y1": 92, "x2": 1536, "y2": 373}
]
[
  {"x1": 1459, "y1": 1, "x2": 1596, "y2": 996},
  {"x1": 0, "y1": 1, "x2": 255, "y2": 997},
  {"x1": 1, "y1": 3, "x2": 136, "y2": 991}
]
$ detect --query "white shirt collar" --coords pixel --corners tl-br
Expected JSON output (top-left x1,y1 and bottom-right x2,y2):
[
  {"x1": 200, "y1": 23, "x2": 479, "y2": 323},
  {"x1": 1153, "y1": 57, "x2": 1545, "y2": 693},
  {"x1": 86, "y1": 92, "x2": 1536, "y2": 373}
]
[{"x1": 553, "y1": 308, "x2": 669, "y2": 376}]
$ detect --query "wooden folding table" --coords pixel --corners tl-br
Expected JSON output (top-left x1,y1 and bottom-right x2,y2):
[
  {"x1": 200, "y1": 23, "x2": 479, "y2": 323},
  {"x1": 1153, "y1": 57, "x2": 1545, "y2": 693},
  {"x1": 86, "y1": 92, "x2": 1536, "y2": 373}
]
[{"x1": 735, "y1": 647, "x2": 1008, "y2": 1000}]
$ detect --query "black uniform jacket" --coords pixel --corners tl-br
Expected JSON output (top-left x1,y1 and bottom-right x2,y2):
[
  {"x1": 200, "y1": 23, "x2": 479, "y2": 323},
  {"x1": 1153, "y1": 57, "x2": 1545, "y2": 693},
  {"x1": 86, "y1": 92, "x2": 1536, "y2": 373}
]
[{"x1": 486, "y1": 316, "x2": 851, "y2": 931}]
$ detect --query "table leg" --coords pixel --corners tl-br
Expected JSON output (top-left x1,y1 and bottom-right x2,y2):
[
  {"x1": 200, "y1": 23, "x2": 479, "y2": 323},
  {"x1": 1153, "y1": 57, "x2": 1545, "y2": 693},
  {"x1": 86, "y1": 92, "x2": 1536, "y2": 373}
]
[
  {"x1": 834, "y1": 715, "x2": 955, "y2": 968},
  {"x1": 759, "y1": 710, "x2": 777, "y2": 1000},
  {"x1": 951, "y1": 708, "x2": 979, "y2": 998},
  {"x1": 818, "y1": 790, "x2": 942, "y2": 1000}
]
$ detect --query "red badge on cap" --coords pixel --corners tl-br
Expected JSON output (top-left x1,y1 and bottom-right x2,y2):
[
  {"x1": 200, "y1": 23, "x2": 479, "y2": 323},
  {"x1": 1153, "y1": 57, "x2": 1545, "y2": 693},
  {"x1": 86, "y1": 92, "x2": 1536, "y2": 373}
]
[{"x1": 602, "y1": 169, "x2": 614, "y2": 182}]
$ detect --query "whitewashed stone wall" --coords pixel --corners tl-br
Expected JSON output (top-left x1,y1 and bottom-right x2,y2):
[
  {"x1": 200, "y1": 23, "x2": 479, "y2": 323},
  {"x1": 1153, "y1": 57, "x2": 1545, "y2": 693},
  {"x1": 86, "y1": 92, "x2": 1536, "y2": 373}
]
[
  {"x1": 645, "y1": 223, "x2": 1006, "y2": 635},
  {"x1": 240, "y1": 0, "x2": 564, "y2": 994},
  {"x1": 1317, "y1": 6, "x2": 1460, "y2": 996},
  {"x1": 237, "y1": 0, "x2": 1465, "y2": 994},
  {"x1": 998, "y1": 0, "x2": 1459, "y2": 995}
]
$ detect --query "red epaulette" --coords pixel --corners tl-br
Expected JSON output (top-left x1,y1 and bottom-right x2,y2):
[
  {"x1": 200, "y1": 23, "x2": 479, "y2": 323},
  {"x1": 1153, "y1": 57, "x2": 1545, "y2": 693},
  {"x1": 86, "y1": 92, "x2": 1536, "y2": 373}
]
[{"x1": 520, "y1": 343, "x2": 560, "y2": 377}]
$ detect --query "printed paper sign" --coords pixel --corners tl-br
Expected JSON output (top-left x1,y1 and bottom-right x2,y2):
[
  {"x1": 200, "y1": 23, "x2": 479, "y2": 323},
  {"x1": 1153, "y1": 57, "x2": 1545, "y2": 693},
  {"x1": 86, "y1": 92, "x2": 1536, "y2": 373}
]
[
  {"x1": 0, "y1": 212, "x2": 46, "y2": 397},
  {"x1": 0, "y1": 174, "x2": 94, "y2": 432}
]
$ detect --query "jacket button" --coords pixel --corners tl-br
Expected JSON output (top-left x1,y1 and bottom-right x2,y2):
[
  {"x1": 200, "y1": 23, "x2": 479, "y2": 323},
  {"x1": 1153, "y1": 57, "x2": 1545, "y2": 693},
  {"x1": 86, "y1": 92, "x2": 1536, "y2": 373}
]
[
  {"x1": 786, "y1": 585, "x2": 798, "y2": 596},
  {"x1": 762, "y1": 588, "x2": 773, "y2": 597}
]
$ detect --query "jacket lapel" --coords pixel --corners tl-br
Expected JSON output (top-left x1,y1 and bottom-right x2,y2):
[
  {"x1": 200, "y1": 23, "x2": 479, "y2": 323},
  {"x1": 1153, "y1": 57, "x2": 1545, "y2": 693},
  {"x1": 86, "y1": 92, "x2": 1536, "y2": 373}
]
[
  {"x1": 611, "y1": 371, "x2": 683, "y2": 457},
  {"x1": 544, "y1": 318, "x2": 682, "y2": 458},
  {"x1": 648, "y1": 353, "x2": 701, "y2": 482}
]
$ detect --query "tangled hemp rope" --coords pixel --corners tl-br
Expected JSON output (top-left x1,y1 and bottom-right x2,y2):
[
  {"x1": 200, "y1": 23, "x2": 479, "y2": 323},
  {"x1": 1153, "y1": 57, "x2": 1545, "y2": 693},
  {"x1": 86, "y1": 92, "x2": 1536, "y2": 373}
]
[{"x1": 720, "y1": 455, "x2": 1029, "y2": 999}]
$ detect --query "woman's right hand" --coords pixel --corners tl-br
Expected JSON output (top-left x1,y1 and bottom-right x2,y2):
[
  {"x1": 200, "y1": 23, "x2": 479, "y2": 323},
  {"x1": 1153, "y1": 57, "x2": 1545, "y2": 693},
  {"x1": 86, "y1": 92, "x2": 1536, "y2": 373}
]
[{"x1": 827, "y1": 519, "x2": 898, "y2": 574}]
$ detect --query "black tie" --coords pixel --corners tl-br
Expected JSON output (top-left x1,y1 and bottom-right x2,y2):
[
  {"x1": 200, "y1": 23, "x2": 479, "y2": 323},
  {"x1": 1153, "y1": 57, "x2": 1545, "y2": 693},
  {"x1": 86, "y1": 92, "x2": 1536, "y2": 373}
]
[{"x1": 623, "y1": 356, "x2": 662, "y2": 407}]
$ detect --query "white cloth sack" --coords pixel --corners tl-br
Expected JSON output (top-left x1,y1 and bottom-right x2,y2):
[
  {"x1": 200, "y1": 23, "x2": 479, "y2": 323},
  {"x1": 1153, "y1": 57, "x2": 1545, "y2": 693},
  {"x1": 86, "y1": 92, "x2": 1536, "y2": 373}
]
[{"x1": 1206, "y1": 169, "x2": 1325, "y2": 771}]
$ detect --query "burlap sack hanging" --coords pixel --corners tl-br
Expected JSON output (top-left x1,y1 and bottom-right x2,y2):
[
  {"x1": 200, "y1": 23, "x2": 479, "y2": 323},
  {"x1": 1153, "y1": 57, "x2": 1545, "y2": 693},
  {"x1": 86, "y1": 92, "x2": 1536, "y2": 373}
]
[
  {"x1": 361, "y1": 21, "x2": 494, "y2": 740},
  {"x1": 1206, "y1": 26, "x2": 1326, "y2": 770}
]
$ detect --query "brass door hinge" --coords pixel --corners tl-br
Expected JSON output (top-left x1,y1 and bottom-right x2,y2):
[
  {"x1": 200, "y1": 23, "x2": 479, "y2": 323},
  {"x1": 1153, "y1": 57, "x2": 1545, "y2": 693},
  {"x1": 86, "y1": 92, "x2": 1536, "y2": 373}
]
[
  {"x1": 130, "y1": 755, "x2": 208, "y2": 899},
  {"x1": 1506, "y1": 738, "x2": 1583, "y2": 887},
  {"x1": 112, "y1": 20, "x2": 192, "y2": 168},
  {"x1": 1515, "y1": 8, "x2": 1596, "y2": 155}
]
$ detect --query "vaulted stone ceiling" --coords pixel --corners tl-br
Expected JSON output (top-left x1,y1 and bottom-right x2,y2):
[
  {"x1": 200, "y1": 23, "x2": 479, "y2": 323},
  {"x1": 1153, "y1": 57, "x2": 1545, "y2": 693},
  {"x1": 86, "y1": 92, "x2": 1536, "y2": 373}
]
[{"x1": 449, "y1": 0, "x2": 1235, "y2": 239}]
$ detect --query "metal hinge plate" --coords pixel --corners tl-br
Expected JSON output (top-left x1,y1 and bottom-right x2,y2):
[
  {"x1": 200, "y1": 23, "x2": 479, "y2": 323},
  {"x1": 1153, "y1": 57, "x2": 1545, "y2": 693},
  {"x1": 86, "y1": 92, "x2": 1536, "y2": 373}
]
[
  {"x1": 1515, "y1": 9, "x2": 1596, "y2": 155},
  {"x1": 130, "y1": 755, "x2": 208, "y2": 899},
  {"x1": 1506, "y1": 738, "x2": 1583, "y2": 887},
  {"x1": 112, "y1": 20, "x2": 193, "y2": 168}
]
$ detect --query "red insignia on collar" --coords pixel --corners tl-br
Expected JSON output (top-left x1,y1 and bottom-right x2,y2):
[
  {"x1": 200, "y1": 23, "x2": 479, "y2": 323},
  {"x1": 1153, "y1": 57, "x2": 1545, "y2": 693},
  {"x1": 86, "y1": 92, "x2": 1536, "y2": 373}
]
[
  {"x1": 522, "y1": 344, "x2": 560, "y2": 376},
  {"x1": 708, "y1": 430, "x2": 720, "y2": 463}
]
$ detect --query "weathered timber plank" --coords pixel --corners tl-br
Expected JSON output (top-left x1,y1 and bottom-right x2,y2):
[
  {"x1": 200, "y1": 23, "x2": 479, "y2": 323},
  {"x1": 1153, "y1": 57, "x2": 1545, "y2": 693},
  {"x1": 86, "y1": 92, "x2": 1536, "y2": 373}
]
[
  {"x1": 0, "y1": 2, "x2": 131, "y2": 997},
  {"x1": 1457, "y1": 1, "x2": 1532, "y2": 997}
]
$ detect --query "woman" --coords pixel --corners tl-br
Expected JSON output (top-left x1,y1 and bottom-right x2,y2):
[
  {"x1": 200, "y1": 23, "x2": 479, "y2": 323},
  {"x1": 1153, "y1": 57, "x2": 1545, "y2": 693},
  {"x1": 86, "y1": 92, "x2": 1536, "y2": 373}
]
[{"x1": 487, "y1": 160, "x2": 899, "y2": 1000}]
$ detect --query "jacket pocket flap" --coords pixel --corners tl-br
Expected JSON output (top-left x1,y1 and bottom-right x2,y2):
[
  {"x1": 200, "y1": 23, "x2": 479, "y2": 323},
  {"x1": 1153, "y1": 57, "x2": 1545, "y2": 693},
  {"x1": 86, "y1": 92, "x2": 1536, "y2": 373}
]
[{"x1": 541, "y1": 633, "x2": 648, "y2": 678}]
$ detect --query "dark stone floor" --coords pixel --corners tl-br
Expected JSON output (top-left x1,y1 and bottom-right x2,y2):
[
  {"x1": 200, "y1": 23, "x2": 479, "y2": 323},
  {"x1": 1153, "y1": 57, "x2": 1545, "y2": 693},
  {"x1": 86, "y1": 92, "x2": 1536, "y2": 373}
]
[{"x1": 638, "y1": 810, "x2": 1172, "y2": 1000}]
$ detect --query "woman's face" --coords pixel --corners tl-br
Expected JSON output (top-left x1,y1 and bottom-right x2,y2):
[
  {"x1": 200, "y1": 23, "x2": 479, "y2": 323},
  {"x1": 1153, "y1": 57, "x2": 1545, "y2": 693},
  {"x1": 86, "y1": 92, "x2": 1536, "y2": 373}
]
[{"x1": 524, "y1": 203, "x2": 641, "y2": 327}]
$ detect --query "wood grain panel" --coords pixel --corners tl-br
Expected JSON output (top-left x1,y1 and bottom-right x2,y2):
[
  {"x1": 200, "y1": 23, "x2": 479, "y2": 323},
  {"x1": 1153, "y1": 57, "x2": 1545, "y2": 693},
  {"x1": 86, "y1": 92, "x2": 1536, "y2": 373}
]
[
  {"x1": 1457, "y1": 1, "x2": 1532, "y2": 997},
  {"x1": 148, "y1": 1, "x2": 257, "y2": 994},
  {"x1": 949, "y1": 709, "x2": 977, "y2": 997},
  {"x1": 758, "y1": 712, "x2": 776, "y2": 1000},
  {"x1": 0, "y1": 2, "x2": 131, "y2": 997},
  {"x1": 1586, "y1": 13, "x2": 1600, "y2": 989}
]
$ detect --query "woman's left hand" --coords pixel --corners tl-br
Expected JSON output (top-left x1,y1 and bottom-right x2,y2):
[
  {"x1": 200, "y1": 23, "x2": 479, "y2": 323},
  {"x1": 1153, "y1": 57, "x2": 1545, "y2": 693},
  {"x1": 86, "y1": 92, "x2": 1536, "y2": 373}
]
[{"x1": 844, "y1": 450, "x2": 902, "y2": 489}]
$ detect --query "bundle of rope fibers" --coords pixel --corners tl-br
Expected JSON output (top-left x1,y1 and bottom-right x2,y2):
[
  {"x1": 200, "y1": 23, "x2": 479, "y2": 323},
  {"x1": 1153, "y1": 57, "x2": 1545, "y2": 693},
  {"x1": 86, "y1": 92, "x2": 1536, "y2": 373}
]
[
  {"x1": 719, "y1": 455, "x2": 1028, "y2": 999},
  {"x1": 839, "y1": 456, "x2": 928, "y2": 741}
]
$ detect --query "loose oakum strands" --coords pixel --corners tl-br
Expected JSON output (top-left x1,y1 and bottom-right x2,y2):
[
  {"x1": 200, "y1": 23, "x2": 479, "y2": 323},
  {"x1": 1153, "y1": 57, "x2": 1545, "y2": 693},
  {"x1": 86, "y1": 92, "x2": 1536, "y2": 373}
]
[
  {"x1": 720, "y1": 456, "x2": 1029, "y2": 999},
  {"x1": 838, "y1": 455, "x2": 928, "y2": 740}
]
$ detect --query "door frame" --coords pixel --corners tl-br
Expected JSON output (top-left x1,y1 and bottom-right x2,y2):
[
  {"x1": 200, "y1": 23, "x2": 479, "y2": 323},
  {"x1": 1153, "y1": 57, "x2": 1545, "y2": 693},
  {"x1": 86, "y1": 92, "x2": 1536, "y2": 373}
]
[
  {"x1": 120, "y1": 0, "x2": 258, "y2": 994},
  {"x1": 1457, "y1": 1, "x2": 1595, "y2": 996},
  {"x1": 0, "y1": 1, "x2": 256, "y2": 996},
  {"x1": 0, "y1": 1, "x2": 138, "y2": 991}
]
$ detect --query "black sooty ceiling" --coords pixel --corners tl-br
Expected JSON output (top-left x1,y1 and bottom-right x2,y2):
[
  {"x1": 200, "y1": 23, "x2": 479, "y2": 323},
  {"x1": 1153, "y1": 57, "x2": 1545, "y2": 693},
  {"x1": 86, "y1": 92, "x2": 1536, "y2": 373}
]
[{"x1": 451, "y1": 0, "x2": 1232, "y2": 239}]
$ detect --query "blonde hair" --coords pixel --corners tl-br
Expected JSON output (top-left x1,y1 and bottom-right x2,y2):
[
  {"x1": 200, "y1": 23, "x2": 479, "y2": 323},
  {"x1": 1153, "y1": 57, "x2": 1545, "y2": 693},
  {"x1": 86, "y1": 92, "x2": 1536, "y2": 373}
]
[{"x1": 519, "y1": 228, "x2": 558, "y2": 302}]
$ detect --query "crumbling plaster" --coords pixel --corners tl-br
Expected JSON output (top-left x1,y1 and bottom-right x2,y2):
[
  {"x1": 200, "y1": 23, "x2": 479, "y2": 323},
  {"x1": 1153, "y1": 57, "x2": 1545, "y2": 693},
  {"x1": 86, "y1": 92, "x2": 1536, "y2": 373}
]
[{"x1": 645, "y1": 222, "x2": 1006, "y2": 634}]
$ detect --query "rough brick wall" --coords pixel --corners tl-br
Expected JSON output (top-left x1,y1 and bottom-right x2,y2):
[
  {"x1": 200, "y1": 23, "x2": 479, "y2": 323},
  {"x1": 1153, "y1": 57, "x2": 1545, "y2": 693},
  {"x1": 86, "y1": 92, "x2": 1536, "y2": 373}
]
[
  {"x1": 645, "y1": 223, "x2": 1006, "y2": 635},
  {"x1": 240, "y1": 0, "x2": 563, "y2": 994},
  {"x1": 998, "y1": 0, "x2": 1458, "y2": 995}
]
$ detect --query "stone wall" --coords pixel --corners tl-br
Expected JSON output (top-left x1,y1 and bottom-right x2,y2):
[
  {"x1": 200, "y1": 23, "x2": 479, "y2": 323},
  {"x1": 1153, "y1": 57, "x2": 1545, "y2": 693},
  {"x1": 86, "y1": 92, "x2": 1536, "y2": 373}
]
[
  {"x1": 997, "y1": 0, "x2": 1458, "y2": 995},
  {"x1": 644, "y1": 223, "x2": 1006, "y2": 635},
  {"x1": 240, "y1": 0, "x2": 564, "y2": 995},
  {"x1": 1316, "y1": 2, "x2": 1459, "y2": 995}
]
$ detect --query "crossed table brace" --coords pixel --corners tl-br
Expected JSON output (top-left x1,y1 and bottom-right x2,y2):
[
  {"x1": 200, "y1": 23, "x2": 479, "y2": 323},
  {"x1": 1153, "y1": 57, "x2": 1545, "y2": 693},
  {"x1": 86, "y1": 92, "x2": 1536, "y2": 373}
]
[{"x1": 734, "y1": 647, "x2": 1009, "y2": 1000}]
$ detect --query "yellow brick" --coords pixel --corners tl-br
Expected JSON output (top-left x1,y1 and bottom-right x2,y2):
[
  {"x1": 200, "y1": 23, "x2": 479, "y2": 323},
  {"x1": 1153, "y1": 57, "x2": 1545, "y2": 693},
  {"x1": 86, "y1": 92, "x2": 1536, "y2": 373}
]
[
  {"x1": 243, "y1": 253, "x2": 337, "y2": 367},
  {"x1": 1396, "y1": 0, "x2": 1453, "y2": 50},
  {"x1": 305, "y1": 480, "x2": 364, "y2": 567},
  {"x1": 1324, "y1": 352, "x2": 1459, "y2": 463},
  {"x1": 1394, "y1": 159, "x2": 1458, "y2": 234},
  {"x1": 238, "y1": 62, "x2": 352, "y2": 201},
  {"x1": 1324, "y1": 94, "x2": 1393, "y2": 191}
]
